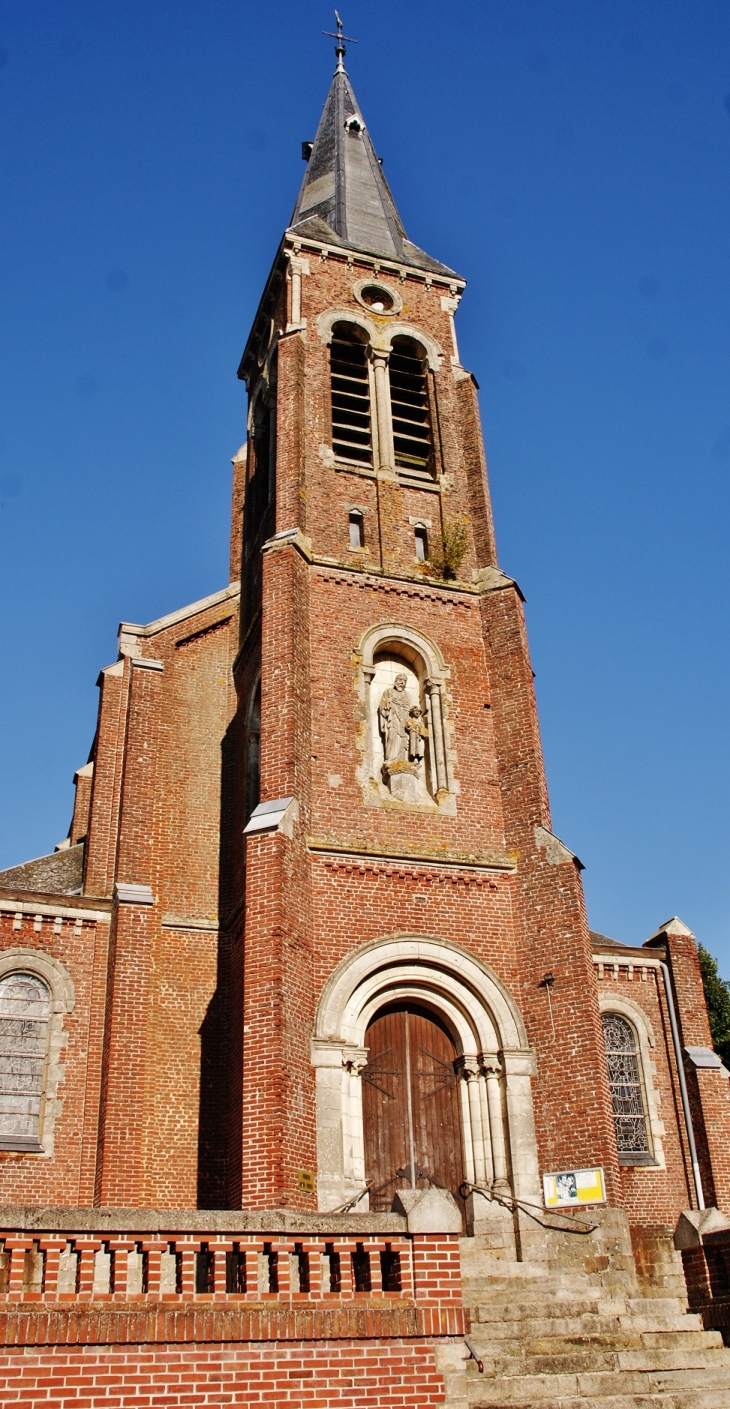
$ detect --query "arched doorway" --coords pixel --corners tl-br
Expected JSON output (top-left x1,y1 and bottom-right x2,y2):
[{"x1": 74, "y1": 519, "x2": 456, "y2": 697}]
[
  {"x1": 312, "y1": 936, "x2": 540, "y2": 1217},
  {"x1": 362, "y1": 1001, "x2": 464, "y2": 1212}
]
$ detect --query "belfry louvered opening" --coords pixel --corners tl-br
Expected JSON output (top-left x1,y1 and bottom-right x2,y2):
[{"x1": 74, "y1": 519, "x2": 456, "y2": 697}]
[
  {"x1": 390, "y1": 337, "x2": 433, "y2": 480},
  {"x1": 330, "y1": 323, "x2": 372, "y2": 465}
]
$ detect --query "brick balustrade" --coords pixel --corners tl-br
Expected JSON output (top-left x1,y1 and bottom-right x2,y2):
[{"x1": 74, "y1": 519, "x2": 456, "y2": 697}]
[{"x1": 0, "y1": 1218, "x2": 466, "y2": 1346}]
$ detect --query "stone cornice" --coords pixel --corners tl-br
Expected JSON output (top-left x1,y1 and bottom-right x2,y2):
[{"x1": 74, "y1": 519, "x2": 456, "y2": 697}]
[
  {"x1": 282, "y1": 232, "x2": 466, "y2": 294},
  {"x1": 0, "y1": 893, "x2": 111, "y2": 921},
  {"x1": 260, "y1": 531, "x2": 523, "y2": 604},
  {"x1": 308, "y1": 838, "x2": 516, "y2": 873}
]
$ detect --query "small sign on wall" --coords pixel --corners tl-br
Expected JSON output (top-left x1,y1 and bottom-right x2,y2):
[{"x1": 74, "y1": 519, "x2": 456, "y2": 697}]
[
  {"x1": 543, "y1": 1166, "x2": 606, "y2": 1208},
  {"x1": 296, "y1": 1169, "x2": 316, "y2": 1193}
]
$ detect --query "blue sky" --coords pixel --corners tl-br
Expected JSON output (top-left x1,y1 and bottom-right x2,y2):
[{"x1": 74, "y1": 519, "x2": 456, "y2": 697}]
[{"x1": 1, "y1": 1, "x2": 729, "y2": 971}]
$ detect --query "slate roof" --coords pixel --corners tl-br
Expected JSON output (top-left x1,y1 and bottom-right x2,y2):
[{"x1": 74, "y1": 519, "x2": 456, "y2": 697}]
[
  {"x1": 0, "y1": 843, "x2": 84, "y2": 896},
  {"x1": 289, "y1": 66, "x2": 460, "y2": 279}
]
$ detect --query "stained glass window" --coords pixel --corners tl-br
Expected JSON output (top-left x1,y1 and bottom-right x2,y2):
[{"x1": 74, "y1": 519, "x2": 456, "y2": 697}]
[
  {"x1": 0, "y1": 972, "x2": 51, "y2": 1150},
  {"x1": 601, "y1": 1013, "x2": 650, "y2": 1156}
]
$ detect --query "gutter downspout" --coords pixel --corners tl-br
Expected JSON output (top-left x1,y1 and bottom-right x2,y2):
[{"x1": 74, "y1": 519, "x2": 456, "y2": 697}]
[{"x1": 658, "y1": 960, "x2": 705, "y2": 1210}]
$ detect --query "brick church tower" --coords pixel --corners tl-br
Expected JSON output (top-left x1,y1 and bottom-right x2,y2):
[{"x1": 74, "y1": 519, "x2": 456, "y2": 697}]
[
  {"x1": 2, "y1": 32, "x2": 730, "y2": 1408},
  {"x1": 229, "y1": 45, "x2": 622, "y2": 1222}
]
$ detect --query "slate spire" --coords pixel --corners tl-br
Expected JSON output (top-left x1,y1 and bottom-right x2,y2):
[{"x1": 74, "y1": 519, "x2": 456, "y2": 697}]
[{"x1": 289, "y1": 52, "x2": 457, "y2": 277}]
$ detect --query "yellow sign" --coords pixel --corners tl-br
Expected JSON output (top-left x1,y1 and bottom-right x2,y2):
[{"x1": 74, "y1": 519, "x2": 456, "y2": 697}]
[
  {"x1": 296, "y1": 1169, "x2": 316, "y2": 1194},
  {"x1": 543, "y1": 1166, "x2": 606, "y2": 1208}
]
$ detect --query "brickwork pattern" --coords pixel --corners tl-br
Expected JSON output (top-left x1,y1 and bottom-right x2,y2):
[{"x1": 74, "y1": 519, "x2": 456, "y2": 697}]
[
  {"x1": 0, "y1": 1340, "x2": 449, "y2": 1408},
  {"x1": 0, "y1": 906, "x2": 108, "y2": 1207}
]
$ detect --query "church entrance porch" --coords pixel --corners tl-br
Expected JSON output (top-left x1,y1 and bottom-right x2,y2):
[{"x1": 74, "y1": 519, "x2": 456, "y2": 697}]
[
  {"x1": 362, "y1": 1002, "x2": 464, "y2": 1214},
  {"x1": 311, "y1": 935, "x2": 541, "y2": 1229}
]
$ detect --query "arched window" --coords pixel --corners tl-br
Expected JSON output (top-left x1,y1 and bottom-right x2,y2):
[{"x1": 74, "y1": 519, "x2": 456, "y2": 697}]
[
  {"x1": 601, "y1": 1012, "x2": 651, "y2": 1159},
  {"x1": 0, "y1": 972, "x2": 51, "y2": 1152},
  {"x1": 330, "y1": 323, "x2": 373, "y2": 466},
  {"x1": 389, "y1": 337, "x2": 433, "y2": 481}
]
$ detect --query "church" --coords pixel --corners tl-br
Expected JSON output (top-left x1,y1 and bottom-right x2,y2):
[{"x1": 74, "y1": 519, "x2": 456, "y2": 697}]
[{"x1": 1, "y1": 32, "x2": 730, "y2": 1408}]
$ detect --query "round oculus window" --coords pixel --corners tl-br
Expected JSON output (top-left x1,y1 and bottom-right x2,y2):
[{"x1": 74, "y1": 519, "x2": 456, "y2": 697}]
[{"x1": 353, "y1": 279, "x2": 402, "y2": 316}]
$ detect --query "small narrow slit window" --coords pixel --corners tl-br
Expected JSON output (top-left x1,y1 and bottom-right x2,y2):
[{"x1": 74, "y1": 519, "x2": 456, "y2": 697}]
[
  {"x1": 348, "y1": 510, "x2": 364, "y2": 549},
  {"x1": 389, "y1": 336, "x2": 434, "y2": 480},
  {"x1": 414, "y1": 525, "x2": 428, "y2": 561},
  {"x1": 330, "y1": 323, "x2": 372, "y2": 465}
]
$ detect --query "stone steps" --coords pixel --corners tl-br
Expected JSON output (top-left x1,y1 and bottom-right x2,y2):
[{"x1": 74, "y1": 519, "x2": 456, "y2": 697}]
[
  {"x1": 468, "y1": 1331, "x2": 724, "y2": 1361},
  {"x1": 473, "y1": 1392, "x2": 727, "y2": 1403},
  {"x1": 467, "y1": 1362, "x2": 730, "y2": 1403},
  {"x1": 470, "y1": 1315, "x2": 709, "y2": 1340},
  {"x1": 460, "y1": 1236, "x2": 730, "y2": 1409}
]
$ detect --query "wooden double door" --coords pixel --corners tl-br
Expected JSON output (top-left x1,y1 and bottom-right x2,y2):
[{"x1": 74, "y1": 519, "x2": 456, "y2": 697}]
[{"x1": 361, "y1": 1002, "x2": 464, "y2": 1213}]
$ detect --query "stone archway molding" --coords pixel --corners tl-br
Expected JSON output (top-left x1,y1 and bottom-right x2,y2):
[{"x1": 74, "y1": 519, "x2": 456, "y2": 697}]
[
  {"x1": 311, "y1": 934, "x2": 540, "y2": 1215},
  {"x1": 0, "y1": 947, "x2": 75, "y2": 1157}
]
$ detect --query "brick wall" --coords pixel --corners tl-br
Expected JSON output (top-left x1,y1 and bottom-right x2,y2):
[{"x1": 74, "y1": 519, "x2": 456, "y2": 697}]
[
  {"x1": 0, "y1": 1219, "x2": 464, "y2": 1407},
  {"x1": 0, "y1": 1341, "x2": 450, "y2": 1408},
  {"x1": 0, "y1": 901, "x2": 109, "y2": 1206}
]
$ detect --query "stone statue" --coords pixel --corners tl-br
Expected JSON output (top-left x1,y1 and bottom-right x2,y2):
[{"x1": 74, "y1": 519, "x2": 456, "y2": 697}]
[
  {"x1": 407, "y1": 705, "x2": 428, "y2": 767},
  {"x1": 378, "y1": 674, "x2": 412, "y2": 766}
]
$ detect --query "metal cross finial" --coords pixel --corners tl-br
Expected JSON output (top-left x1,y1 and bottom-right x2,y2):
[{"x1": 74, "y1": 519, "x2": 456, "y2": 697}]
[{"x1": 323, "y1": 10, "x2": 357, "y2": 73}]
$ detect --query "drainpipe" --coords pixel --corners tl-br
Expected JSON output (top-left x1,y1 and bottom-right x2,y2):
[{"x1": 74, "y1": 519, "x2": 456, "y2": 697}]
[{"x1": 658, "y1": 960, "x2": 705, "y2": 1211}]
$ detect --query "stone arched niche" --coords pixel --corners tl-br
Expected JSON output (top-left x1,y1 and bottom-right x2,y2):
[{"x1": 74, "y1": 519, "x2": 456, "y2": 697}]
[
  {"x1": 356, "y1": 623, "x2": 457, "y2": 813},
  {"x1": 311, "y1": 935, "x2": 539, "y2": 1221}
]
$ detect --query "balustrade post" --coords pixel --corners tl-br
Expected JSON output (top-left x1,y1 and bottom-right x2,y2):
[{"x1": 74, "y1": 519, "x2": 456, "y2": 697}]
[
  {"x1": 39, "y1": 1239, "x2": 67, "y2": 1298},
  {"x1": 273, "y1": 1241, "x2": 290, "y2": 1297},
  {"x1": 76, "y1": 1241, "x2": 102, "y2": 1299},
  {"x1": 368, "y1": 1241, "x2": 383, "y2": 1295},
  {"x1": 338, "y1": 1241, "x2": 354, "y2": 1298},
  {"x1": 108, "y1": 1240, "x2": 135, "y2": 1297},
  {"x1": 244, "y1": 1242, "x2": 261, "y2": 1299},
  {"x1": 141, "y1": 1241, "x2": 166, "y2": 1297},
  {"x1": 178, "y1": 1242, "x2": 199, "y2": 1297},
  {"x1": 6, "y1": 1240, "x2": 32, "y2": 1297},
  {"x1": 399, "y1": 1238, "x2": 415, "y2": 1298},
  {"x1": 303, "y1": 1241, "x2": 322, "y2": 1297},
  {"x1": 213, "y1": 1241, "x2": 233, "y2": 1296}
]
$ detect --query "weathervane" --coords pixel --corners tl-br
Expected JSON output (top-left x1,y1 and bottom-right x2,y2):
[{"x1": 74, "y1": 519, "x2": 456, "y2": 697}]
[{"x1": 323, "y1": 10, "x2": 357, "y2": 73}]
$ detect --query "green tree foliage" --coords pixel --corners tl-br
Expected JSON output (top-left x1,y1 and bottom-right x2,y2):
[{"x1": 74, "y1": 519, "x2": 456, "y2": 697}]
[{"x1": 698, "y1": 944, "x2": 730, "y2": 1067}]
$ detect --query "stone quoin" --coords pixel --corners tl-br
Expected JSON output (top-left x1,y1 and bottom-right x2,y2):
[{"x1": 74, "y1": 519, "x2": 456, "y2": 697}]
[{"x1": 2, "y1": 21, "x2": 730, "y2": 1408}]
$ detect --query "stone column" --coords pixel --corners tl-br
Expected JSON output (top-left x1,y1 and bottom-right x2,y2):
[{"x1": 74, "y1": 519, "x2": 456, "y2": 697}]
[
  {"x1": 426, "y1": 680, "x2": 448, "y2": 795},
  {"x1": 458, "y1": 1072, "x2": 476, "y2": 1186},
  {"x1": 483, "y1": 1058, "x2": 510, "y2": 1194},
  {"x1": 461, "y1": 1059, "x2": 488, "y2": 1187},
  {"x1": 369, "y1": 350, "x2": 394, "y2": 472},
  {"x1": 363, "y1": 666, "x2": 376, "y2": 780},
  {"x1": 478, "y1": 1072, "x2": 495, "y2": 1187},
  {"x1": 286, "y1": 253, "x2": 309, "y2": 330}
]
